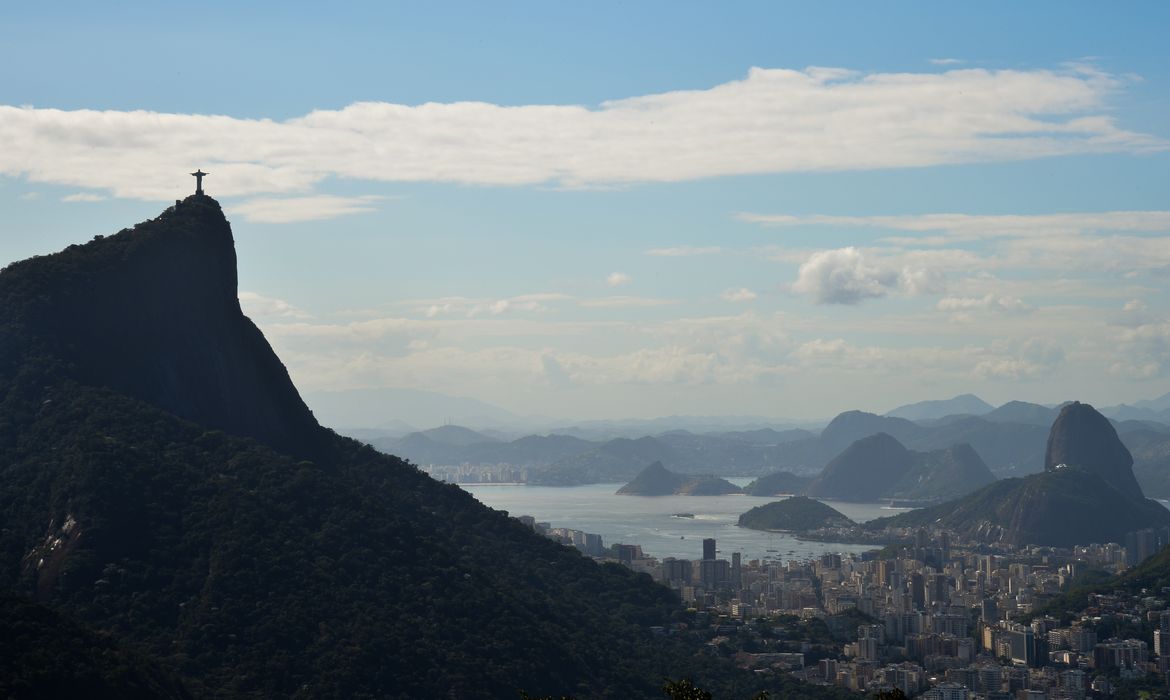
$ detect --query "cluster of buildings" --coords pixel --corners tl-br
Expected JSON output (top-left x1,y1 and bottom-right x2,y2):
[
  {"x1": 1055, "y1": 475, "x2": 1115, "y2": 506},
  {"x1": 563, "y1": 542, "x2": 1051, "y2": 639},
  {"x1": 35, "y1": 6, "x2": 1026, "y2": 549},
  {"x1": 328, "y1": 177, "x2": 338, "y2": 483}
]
[
  {"x1": 515, "y1": 515, "x2": 607, "y2": 557},
  {"x1": 419, "y1": 462, "x2": 526, "y2": 484},
  {"x1": 520, "y1": 512, "x2": 1170, "y2": 699}
]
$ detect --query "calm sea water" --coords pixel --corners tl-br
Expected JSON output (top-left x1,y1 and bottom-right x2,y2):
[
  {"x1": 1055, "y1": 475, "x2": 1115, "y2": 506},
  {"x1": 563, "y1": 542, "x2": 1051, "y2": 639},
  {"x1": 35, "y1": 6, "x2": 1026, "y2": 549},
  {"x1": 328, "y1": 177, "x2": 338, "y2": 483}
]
[{"x1": 462, "y1": 478, "x2": 909, "y2": 563}]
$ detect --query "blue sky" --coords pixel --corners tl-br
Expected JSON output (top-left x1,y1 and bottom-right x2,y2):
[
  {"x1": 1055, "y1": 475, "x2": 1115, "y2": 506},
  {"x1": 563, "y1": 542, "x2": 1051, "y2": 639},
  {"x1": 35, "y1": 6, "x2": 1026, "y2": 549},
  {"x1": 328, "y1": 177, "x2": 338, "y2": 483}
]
[{"x1": 2, "y1": 2, "x2": 1169, "y2": 422}]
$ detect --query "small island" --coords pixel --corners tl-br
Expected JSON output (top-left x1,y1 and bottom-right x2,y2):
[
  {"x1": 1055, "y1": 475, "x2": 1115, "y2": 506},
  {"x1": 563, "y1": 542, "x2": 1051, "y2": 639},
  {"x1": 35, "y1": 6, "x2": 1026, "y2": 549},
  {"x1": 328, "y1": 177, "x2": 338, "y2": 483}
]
[
  {"x1": 616, "y1": 461, "x2": 742, "y2": 496},
  {"x1": 737, "y1": 496, "x2": 854, "y2": 531}
]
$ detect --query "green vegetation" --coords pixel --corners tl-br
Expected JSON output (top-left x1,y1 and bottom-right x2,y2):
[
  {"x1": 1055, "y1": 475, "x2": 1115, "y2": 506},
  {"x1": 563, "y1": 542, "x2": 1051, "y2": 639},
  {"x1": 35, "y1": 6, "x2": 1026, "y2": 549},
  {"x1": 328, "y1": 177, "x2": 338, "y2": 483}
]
[
  {"x1": 0, "y1": 196, "x2": 860, "y2": 699},
  {"x1": 0, "y1": 593, "x2": 193, "y2": 700},
  {"x1": 737, "y1": 498, "x2": 853, "y2": 532},
  {"x1": 1035, "y1": 543, "x2": 1170, "y2": 621}
]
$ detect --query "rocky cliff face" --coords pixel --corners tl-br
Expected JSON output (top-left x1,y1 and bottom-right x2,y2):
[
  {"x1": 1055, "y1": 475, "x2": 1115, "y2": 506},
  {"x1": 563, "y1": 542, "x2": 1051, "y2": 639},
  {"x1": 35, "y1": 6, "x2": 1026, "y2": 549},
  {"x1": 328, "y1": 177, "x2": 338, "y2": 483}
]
[
  {"x1": 0, "y1": 195, "x2": 321, "y2": 455},
  {"x1": 1045, "y1": 401, "x2": 1144, "y2": 500}
]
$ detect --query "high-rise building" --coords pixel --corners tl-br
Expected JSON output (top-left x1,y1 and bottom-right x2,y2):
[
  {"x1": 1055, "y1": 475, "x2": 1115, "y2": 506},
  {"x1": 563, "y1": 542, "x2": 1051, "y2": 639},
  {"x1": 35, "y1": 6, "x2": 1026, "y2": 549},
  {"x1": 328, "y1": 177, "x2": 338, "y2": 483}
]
[
  {"x1": 731, "y1": 552, "x2": 742, "y2": 589},
  {"x1": 910, "y1": 573, "x2": 926, "y2": 609},
  {"x1": 703, "y1": 538, "x2": 716, "y2": 561}
]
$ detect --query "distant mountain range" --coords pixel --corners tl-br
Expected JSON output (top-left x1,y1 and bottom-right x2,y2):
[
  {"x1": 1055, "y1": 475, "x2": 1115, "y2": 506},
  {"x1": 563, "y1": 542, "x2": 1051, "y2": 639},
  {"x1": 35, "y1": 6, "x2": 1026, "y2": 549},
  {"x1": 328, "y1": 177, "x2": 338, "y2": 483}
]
[
  {"x1": 884, "y1": 393, "x2": 994, "y2": 421},
  {"x1": 368, "y1": 396, "x2": 1170, "y2": 496},
  {"x1": 867, "y1": 402, "x2": 1170, "y2": 547}
]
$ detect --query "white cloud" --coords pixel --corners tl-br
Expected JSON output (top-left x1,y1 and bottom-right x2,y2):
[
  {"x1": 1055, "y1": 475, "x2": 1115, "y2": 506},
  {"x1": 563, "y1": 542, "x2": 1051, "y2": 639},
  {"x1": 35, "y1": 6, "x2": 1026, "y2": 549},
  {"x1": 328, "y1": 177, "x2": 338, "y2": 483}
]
[
  {"x1": 413, "y1": 293, "x2": 571, "y2": 318},
  {"x1": 606, "y1": 272, "x2": 631, "y2": 287},
  {"x1": 0, "y1": 66, "x2": 1161, "y2": 200},
  {"x1": 721, "y1": 288, "x2": 758, "y2": 302},
  {"x1": 791, "y1": 247, "x2": 945, "y2": 304},
  {"x1": 1110, "y1": 322, "x2": 1170, "y2": 378},
  {"x1": 18, "y1": 191, "x2": 40, "y2": 200},
  {"x1": 929, "y1": 58, "x2": 966, "y2": 66},
  {"x1": 644, "y1": 246, "x2": 723, "y2": 257},
  {"x1": 737, "y1": 210, "x2": 1170, "y2": 241},
  {"x1": 1124, "y1": 299, "x2": 1147, "y2": 312},
  {"x1": 230, "y1": 195, "x2": 381, "y2": 223},
  {"x1": 61, "y1": 192, "x2": 105, "y2": 202},
  {"x1": 239, "y1": 291, "x2": 310, "y2": 319},
  {"x1": 974, "y1": 338, "x2": 1065, "y2": 380},
  {"x1": 937, "y1": 294, "x2": 1031, "y2": 313},
  {"x1": 579, "y1": 296, "x2": 676, "y2": 309}
]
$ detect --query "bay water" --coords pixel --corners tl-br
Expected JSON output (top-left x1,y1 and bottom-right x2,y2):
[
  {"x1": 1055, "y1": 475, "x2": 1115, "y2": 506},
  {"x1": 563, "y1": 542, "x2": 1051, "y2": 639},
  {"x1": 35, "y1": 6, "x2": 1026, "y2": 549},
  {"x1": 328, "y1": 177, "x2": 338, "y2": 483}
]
[{"x1": 463, "y1": 478, "x2": 910, "y2": 563}]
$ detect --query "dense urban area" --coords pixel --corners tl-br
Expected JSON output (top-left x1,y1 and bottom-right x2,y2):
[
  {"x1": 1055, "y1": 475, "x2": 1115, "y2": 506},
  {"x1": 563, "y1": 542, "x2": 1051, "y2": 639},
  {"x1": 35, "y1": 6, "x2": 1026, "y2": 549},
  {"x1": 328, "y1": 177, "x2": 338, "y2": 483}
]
[{"x1": 524, "y1": 515, "x2": 1170, "y2": 700}]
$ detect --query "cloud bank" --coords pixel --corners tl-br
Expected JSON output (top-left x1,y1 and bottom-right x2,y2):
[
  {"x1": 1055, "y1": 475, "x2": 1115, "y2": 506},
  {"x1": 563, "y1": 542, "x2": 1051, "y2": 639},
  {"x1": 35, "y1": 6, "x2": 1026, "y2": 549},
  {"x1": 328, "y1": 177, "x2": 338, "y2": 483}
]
[{"x1": 0, "y1": 65, "x2": 1161, "y2": 203}]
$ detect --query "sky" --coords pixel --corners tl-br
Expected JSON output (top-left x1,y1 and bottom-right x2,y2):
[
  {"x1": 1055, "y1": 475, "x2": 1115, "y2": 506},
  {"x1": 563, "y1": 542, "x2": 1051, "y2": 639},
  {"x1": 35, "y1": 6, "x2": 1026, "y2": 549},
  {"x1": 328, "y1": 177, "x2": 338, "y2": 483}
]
[{"x1": 2, "y1": 2, "x2": 1169, "y2": 422}]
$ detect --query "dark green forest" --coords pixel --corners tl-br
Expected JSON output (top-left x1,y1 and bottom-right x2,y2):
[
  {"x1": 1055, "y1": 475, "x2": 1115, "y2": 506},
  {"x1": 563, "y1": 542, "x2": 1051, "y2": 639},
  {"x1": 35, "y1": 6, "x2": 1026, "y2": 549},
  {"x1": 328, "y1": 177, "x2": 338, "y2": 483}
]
[{"x1": 0, "y1": 196, "x2": 864, "y2": 699}]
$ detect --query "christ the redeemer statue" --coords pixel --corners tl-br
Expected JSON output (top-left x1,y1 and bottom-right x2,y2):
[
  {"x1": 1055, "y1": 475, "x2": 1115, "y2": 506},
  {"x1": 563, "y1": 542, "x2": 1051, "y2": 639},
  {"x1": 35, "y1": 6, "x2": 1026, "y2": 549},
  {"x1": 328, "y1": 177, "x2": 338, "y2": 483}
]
[{"x1": 191, "y1": 169, "x2": 208, "y2": 196}]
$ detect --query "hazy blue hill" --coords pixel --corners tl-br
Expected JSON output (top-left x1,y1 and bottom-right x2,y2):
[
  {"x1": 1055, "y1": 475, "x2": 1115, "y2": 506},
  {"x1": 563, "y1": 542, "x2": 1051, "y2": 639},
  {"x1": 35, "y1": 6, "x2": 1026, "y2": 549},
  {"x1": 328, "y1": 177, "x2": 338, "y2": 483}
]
[
  {"x1": 902, "y1": 415, "x2": 1048, "y2": 476},
  {"x1": 984, "y1": 400, "x2": 1060, "y2": 426},
  {"x1": 616, "y1": 462, "x2": 743, "y2": 496},
  {"x1": 678, "y1": 477, "x2": 743, "y2": 496},
  {"x1": 0, "y1": 195, "x2": 772, "y2": 699},
  {"x1": 616, "y1": 461, "x2": 687, "y2": 495},
  {"x1": 885, "y1": 394, "x2": 993, "y2": 421},
  {"x1": 498, "y1": 433, "x2": 597, "y2": 462},
  {"x1": 803, "y1": 433, "x2": 993, "y2": 502},
  {"x1": 1125, "y1": 429, "x2": 1170, "y2": 498},
  {"x1": 742, "y1": 471, "x2": 812, "y2": 496},
  {"x1": 533, "y1": 435, "x2": 682, "y2": 485},
  {"x1": 418, "y1": 424, "x2": 499, "y2": 445},
  {"x1": 892, "y1": 443, "x2": 996, "y2": 501},
  {"x1": 867, "y1": 403, "x2": 1170, "y2": 547},
  {"x1": 816, "y1": 411, "x2": 926, "y2": 454},
  {"x1": 738, "y1": 497, "x2": 854, "y2": 532},
  {"x1": 714, "y1": 427, "x2": 817, "y2": 444},
  {"x1": 303, "y1": 386, "x2": 523, "y2": 431}
]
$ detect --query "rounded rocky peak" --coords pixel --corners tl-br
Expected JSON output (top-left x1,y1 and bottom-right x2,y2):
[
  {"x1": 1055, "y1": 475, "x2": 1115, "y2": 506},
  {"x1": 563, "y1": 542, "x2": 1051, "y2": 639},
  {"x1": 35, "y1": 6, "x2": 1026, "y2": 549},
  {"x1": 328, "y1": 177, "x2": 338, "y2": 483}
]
[{"x1": 1045, "y1": 401, "x2": 1142, "y2": 500}]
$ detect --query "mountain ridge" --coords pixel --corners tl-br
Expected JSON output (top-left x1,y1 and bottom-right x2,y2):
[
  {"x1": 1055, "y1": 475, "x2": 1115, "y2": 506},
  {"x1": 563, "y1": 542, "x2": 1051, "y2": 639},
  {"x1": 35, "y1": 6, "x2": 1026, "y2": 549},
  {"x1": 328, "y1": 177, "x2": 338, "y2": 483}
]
[{"x1": 0, "y1": 195, "x2": 757, "y2": 698}]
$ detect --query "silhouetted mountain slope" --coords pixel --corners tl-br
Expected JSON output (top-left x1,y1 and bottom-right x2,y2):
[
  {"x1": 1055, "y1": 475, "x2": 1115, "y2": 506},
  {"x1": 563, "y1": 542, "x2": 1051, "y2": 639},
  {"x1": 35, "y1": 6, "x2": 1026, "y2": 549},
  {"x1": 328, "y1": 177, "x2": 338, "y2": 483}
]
[
  {"x1": 0, "y1": 196, "x2": 320, "y2": 456},
  {"x1": 738, "y1": 497, "x2": 853, "y2": 531},
  {"x1": 885, "y1": 394, "x2": 993, "y2": 421},
  {"x1": 803, "y1": 433, "x2": 994, "y2": 502},
  {"x1": 867, "y1": 403, "x2": 1170, "y2": 547},
  {"x1": 0, "y1": 593, "x2": 194, "y2": 700},
  {"x1": 0, "y1": 196, "x2": 765, "y2": 699}
]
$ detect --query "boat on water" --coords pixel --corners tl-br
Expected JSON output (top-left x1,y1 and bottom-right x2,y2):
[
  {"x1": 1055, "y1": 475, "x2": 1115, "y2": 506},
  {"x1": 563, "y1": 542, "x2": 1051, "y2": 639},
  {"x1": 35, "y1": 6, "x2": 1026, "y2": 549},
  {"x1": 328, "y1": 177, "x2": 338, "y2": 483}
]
[{"x1": 672, "y1": 513, "x2": 695, "y2": 519}]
